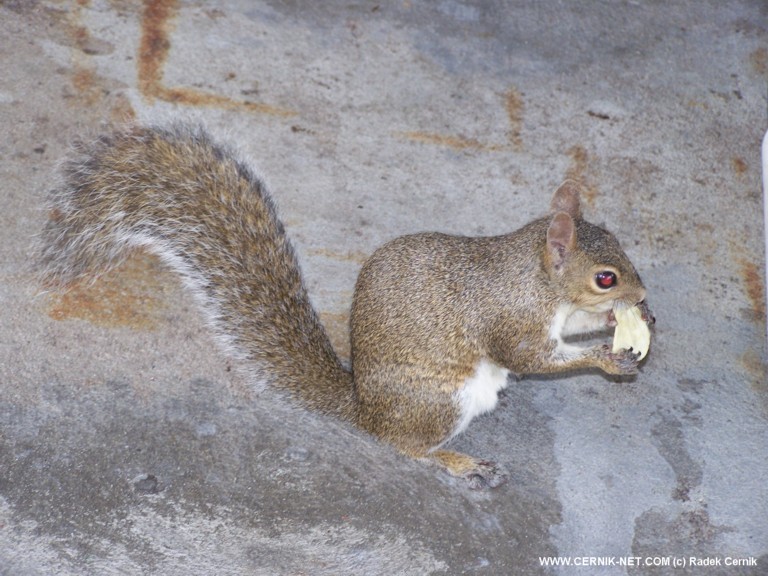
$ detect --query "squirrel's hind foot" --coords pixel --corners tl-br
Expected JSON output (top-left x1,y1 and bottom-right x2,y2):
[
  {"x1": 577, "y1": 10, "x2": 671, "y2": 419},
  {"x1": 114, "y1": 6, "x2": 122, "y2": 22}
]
[{"x1": 428, "y1": 449, "x2": 508, "y2": 490}]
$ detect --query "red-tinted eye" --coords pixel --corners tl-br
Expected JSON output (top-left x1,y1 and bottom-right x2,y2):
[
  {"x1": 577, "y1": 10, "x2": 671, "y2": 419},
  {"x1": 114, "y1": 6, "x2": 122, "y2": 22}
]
[{"x1": 595, "y1": 271, "x2": 617, "y2": 289}]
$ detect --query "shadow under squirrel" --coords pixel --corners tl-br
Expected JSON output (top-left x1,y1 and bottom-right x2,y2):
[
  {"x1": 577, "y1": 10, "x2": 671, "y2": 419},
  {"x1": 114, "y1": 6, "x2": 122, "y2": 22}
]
[{"x1": 39, "y1": 123, "x2": 654, "y2": 489}]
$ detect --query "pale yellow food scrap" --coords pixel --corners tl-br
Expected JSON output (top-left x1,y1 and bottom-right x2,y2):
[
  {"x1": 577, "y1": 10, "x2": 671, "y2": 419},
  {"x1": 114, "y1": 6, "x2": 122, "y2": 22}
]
[{"x1": 612, "y1": 302, "x2": 651, "y2": 360}]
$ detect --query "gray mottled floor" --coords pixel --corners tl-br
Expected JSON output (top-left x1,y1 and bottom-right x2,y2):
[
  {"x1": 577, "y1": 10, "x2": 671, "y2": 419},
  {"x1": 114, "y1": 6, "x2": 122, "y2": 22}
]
[{"x1": 1, "y1": 1, "x2": 766, "y2": 574}]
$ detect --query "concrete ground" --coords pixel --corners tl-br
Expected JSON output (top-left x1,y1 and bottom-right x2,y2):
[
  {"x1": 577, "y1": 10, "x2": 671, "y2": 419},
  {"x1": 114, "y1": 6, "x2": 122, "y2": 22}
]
[{"x1": 1, "y1": 1, "x2": 767, "y2": 574}]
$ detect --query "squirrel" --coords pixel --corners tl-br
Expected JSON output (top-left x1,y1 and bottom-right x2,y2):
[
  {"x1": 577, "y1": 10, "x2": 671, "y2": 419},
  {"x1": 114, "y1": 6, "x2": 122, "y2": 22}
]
[{"x1": 38, "y1": 123, "x2": 654, "y2": 489}]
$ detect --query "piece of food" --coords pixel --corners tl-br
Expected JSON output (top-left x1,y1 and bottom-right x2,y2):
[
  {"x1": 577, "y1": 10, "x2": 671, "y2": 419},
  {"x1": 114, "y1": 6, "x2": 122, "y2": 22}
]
[{"x1": 612, "y1": 301, "x2": 651, "y2": 360}]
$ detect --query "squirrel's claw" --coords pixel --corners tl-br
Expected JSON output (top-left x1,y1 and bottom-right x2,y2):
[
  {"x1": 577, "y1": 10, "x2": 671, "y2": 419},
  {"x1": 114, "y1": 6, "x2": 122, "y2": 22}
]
[
  {"x1": 636, "y1": 300, "x2": 656, "y2": 326},
  {"x1": 466, "y1": 460, "x2": 508, "y2": 490},
  {"x1": 601, "y1": 344, "x2": 640, "y2": 376}
]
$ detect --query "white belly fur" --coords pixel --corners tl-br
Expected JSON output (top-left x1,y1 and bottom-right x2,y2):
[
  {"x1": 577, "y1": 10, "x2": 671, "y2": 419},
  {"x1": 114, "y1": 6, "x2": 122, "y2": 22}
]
[{"x1": 450, "y1": 358, "x2": 510, "y2": 441}]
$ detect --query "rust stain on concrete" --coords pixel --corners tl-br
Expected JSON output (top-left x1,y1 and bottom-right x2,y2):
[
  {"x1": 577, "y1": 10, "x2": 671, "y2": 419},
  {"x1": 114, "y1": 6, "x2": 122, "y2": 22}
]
[
  {"x1": 138, "y1": 0, "x2": 296, "y2": 116},
  {"x1": 138, "y1": 0, "x2": 176, "y2": 98},
  {"x1": 397, "y1": 131, "x2": 506, "y2": 152},
  {"x1": 741, "y1": 349, "x2": 768, "y2": 416},
  {"x1": 731, "y1": 156, "x2": 748, "y2": 177},
  {"x1": 109, "y1": 92, "x2": 137, "y2": 122},
  {"x1": 60, "y1": 3, "x2": 117, "y2": 110},
  {"x1": 505, "y1": 88, "x2": 524, "y2": 151},
  {"x1": 738, "y1": 257, "x2": 766, "y2": 323},
  {"x1": 750, "y1": 47, "x2": 768, "y2": 76},
  {"x1": 70, "y1": 67, "x2": 102, "y2": 106},
  {"x1": 565, "y1": 144, "x2": 599, "y2": 206},
  {"x1": 49, "y1": 1, "x2": 136, "y2": 123},
  {"x1": 47, "y1": 254, "x2": 169, "y2": 330},
  {"x1": 398, "y1": 88, "x2": 524, "y2": 153}
]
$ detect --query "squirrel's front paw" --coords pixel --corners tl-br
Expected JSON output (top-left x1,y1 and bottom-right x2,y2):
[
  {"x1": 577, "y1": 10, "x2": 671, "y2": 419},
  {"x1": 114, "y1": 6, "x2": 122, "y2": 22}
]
[
  {"x1": 636, "y1": 300, "x2": 656, "y2": 326},
  {"x1": 601, "y1": 344, "x2": 640, "y2": 376},
  {"x1": 465, "y1": 460, "x2": 508, "y2": 490}
]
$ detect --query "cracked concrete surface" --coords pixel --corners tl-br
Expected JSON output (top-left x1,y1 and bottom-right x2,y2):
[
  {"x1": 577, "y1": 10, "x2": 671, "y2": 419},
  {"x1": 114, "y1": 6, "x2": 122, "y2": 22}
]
[{"x1": 1, "y1": 1, "x2": 767, "y2": 574}]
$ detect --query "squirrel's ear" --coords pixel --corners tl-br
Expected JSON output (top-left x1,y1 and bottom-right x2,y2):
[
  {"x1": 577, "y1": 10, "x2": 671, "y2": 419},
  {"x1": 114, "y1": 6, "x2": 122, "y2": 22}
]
[
  {"x1": 550, "y1": 180, "x2": 582, "y2": 219},
  {"x1": 546, "y1": 212, "x2": 576, "y2": 270}
]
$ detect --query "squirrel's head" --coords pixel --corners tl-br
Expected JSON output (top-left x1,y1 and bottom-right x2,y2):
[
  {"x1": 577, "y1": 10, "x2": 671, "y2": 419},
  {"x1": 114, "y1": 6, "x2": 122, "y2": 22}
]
[{"x1": 544, "y1": 180, "x2": 646, "y2": 312}]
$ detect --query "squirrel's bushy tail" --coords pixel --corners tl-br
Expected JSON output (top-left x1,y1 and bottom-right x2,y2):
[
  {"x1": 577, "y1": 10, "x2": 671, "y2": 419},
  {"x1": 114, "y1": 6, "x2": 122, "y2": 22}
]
[{"x1": 39, "y1": 123, "x2": 356, "y2": 420}]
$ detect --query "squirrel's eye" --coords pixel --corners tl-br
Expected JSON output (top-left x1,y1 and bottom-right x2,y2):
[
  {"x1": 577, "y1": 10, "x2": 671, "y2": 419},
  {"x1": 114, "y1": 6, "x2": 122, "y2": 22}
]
[{"x1": 595, "y1": 271, "x2": 618, "y2": 290}]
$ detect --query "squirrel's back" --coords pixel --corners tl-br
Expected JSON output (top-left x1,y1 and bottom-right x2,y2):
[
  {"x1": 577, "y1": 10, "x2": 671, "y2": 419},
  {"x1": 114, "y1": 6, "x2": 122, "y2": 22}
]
[{"x1": 40, "y1": 124, "x2": 355, "y2": 419}]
